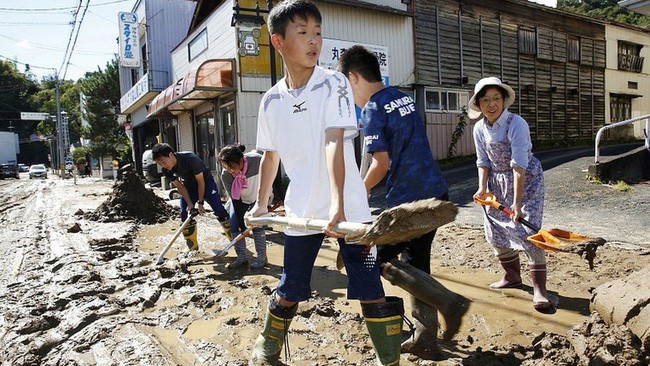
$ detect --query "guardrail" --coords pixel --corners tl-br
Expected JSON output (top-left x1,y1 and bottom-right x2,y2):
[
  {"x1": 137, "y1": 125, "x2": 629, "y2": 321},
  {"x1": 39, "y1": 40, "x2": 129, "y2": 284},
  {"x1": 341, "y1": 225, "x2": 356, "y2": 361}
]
[{"x1": 595, "y1": 114, "x2": 650, "y2": 163}]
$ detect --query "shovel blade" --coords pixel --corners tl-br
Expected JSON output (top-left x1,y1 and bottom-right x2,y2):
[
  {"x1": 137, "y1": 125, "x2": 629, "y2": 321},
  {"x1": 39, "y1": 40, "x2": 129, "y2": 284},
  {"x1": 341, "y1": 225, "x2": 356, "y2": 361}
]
[{"x1": 528, "y1": 228, "x2": 592, "y2": 252}]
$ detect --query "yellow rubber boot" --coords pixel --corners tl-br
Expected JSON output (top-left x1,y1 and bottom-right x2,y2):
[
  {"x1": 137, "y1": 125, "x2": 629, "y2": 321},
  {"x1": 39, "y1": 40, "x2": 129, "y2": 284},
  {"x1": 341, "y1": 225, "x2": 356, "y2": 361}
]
[
  {"x1": 182, "y1": 219, "x2": 199, "y2": 251},
  {"x1": 219, "y1": 219, "x2": 232, "y2": 241}
]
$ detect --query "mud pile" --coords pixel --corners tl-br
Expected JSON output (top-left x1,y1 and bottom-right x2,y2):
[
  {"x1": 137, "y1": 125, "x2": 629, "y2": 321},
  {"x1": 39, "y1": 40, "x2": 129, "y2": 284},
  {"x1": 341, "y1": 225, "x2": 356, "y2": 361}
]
[{"x1": 86, "y1": 167, "x2": 176, "y2": 224}]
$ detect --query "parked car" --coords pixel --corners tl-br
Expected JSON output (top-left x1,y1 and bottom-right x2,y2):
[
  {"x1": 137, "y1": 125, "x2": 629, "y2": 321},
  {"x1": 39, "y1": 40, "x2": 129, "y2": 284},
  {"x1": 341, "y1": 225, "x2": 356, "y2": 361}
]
[
  {"x1": 18, "y1": 164, "x2": 29, "y2": 172},
  {"x1": 0, "y1": 163, "x2": 20, "y2": 179},
  {"x1": 28, "y1": 164, "x2": 48, "y2": 179}
]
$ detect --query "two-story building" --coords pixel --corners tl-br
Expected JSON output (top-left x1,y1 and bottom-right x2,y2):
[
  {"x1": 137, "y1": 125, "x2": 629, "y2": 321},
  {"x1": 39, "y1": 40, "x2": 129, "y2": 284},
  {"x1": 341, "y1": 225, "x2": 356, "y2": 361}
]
[
  {"x1": 118, "y1": 0, "x2": 196, "y2": 174},
  {"x1": 604, "y1": 22, "x2": 649, "y2": 138}
]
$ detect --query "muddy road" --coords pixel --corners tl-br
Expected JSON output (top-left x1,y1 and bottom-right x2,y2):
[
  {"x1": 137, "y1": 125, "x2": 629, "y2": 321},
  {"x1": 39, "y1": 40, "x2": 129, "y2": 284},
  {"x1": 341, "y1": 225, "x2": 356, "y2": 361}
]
[{"x1": 1, "y1": 174, "x2": 649, "y2": 365}]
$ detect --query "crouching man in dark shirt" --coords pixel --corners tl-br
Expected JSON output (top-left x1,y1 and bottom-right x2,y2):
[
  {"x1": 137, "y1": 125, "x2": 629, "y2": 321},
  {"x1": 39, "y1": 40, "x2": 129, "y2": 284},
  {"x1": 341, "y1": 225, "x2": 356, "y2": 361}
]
[{"x1": 152, "y1": 143, "x2": 231, "y2": 250}]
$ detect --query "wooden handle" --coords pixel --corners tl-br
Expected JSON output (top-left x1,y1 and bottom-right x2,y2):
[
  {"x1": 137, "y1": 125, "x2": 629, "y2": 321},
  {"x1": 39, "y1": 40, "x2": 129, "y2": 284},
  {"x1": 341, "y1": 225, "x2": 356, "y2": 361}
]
[{"x1": 246, "y1": 215, "x2": 369, "y2": 236}]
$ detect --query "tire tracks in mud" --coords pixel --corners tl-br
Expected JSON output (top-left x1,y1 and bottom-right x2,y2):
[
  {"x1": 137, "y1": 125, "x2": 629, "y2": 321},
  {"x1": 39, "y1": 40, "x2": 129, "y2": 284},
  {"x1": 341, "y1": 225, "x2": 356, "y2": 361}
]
[{"x1": 0, "y1": 179, "x2": 187, "y2": 365}]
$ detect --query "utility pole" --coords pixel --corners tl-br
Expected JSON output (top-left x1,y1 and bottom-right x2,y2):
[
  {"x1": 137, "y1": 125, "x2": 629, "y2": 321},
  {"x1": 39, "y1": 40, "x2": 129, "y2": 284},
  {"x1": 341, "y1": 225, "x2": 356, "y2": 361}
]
[
  {"x1": 55, "y1": 76, "x2": 63, "y2": 178},
  {"x1": 54, "y1": 71, "x2": 70, "y2": 179}
]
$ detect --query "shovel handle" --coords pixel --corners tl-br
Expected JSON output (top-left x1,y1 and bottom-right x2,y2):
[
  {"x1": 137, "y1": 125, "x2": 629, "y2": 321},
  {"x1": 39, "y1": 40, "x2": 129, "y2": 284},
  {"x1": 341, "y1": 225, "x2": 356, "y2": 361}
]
[
  {"x1": 245, "y1": 215, "x2": 368, "y2": 236},
  {"x1": 155, "y1": 209, "x2": 199, "y2": 265},
  {"x1": 473, "y1": 193, "x2": 540, "y2": 232}
]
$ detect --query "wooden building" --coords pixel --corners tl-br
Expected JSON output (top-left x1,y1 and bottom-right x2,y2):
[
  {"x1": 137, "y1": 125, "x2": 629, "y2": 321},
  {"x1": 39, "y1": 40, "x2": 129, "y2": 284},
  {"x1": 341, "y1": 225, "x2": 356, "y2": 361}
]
[{"x1": 412, "y1": 0, "x2": 607, "y2": 159}]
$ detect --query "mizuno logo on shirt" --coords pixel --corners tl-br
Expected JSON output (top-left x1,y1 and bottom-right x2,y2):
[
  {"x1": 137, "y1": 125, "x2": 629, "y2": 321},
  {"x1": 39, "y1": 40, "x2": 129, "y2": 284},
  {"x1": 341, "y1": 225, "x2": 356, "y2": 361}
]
[{"x1": 293, "y1": 101, "x2": 307, "y2": 113}]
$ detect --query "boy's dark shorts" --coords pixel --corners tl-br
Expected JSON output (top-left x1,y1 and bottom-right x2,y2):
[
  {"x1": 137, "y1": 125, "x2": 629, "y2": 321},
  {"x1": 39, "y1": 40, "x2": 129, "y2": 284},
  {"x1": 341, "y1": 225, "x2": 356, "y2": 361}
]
[{"x1": 276, "y1": 233, "x2": 385, "y2": 302}]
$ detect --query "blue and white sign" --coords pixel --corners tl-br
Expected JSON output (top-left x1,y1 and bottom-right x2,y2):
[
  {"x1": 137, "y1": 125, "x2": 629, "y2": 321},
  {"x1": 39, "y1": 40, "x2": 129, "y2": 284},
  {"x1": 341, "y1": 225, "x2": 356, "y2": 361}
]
[
  {"x1": 120, "y1": 74, "x2": 150, "y2": 113},
  {"x1": 319, "y1": 38, "x2": 390, "y2": 87},
  {"x1": 118, "y1": 12, "x2": 141, "y2": 68}
]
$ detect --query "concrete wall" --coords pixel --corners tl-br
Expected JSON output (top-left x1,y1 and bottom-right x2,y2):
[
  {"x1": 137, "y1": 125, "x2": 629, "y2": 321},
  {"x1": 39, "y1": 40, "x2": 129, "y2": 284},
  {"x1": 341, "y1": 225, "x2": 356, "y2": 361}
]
[{"x1": 588, "y1": 146, "x2": 650, "y2": 182}]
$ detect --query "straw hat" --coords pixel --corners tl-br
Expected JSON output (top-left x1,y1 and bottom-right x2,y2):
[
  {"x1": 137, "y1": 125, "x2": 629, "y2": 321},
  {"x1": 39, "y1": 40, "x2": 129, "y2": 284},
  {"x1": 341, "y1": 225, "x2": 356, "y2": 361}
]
[{"x1": 467, "y1": 77, "x2": 516, "y2": 119}]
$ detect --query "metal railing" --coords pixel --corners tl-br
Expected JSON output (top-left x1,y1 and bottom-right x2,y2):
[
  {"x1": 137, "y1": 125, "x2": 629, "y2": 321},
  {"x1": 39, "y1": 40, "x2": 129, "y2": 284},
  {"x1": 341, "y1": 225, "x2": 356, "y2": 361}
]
[
  {"x1": 618, "y1": 54, "x2": 644, "y2": 73},
  {"x1": 594, "y1": 114, "x2": 650, "y2": 163}
]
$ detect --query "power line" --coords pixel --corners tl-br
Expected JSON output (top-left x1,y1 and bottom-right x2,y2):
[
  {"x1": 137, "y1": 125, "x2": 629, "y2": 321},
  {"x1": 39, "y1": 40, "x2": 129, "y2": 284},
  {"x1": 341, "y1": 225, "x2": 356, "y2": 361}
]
[
  {"x1": 59, "y1": 0, "x2": 85, "y2": 79},
  {"x1": 0, "y1": 21, "x2": 69, "y2": 26},
  {"x1": 0, "y1": 54, "x2": 57, "y2": 72},
  {"x1": 0, "y1": 1, "x2": 130, "y2": 12}
]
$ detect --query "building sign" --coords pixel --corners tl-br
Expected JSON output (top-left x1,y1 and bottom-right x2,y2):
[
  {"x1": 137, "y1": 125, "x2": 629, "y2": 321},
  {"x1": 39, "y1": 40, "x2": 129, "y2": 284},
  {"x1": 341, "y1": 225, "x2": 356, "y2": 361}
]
[
  {"x1": 319, "y1": 38, "x2": 390, "y2": 86},
  {"x1": 118, "y1": 12, "x2": 141, "y2": 68},
  {"x1": 120, "y1": 74, "x2": 149, "y2": 113},
  {"x1": 20, "y1": 112, "x2": 50, "y2": 121},
  {"x1": 237, "y1": 23, "x2": 262, "y2": 57}
]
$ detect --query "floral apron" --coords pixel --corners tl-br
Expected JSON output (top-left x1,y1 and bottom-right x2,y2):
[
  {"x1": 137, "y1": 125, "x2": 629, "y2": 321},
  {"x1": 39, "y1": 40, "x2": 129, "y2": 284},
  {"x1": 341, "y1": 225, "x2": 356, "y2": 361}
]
[{"x1": 482, "y1": 114, "x2": 544, "y2": 252}]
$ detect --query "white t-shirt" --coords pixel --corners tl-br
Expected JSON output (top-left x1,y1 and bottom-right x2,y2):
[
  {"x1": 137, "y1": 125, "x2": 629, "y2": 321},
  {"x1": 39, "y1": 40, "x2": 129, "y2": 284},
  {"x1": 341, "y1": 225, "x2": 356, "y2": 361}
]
[{"x1": 257, "y1": 66, "x2": 372, "y2": 236}]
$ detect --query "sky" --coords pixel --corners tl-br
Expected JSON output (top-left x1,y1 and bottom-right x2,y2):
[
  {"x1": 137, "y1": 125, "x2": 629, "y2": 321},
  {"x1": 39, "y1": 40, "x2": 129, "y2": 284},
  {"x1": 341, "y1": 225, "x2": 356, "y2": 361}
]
[
  {"x1": 0, "y1": 0, "x2": 137, "y2": 82},
  {"x1": 0, "y1": 0, "x2": 558, "y2": 83}
]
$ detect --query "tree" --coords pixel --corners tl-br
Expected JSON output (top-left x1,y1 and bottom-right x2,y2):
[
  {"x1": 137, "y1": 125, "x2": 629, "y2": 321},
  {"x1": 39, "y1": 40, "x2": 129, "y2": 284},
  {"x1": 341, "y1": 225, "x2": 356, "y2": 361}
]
[
  {"x1": 558, "y1": 0, "x2": 650, "y2": 28},
  {"x1": 78, "y1": 58, "x2": 126, "y2": 159},
  {"x1": 0, "y1": 60, "x2": 46, "y2": 164}
]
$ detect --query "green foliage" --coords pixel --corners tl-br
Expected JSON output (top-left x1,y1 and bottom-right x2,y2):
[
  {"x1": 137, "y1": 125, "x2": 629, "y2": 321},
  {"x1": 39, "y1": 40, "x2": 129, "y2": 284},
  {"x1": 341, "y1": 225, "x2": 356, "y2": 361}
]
[
  {"x1": 76, "y1": 157, "x2": 87, "y2": 166},
  {"x1": 78, "y1": 58, "x2": 126, "y2": 158},
  {"x1": 72, "y1": 146, "x2": 91, "y2": 161},
  {"x1": 614, "y1": 180, "x2": 632, "y2": 192},
  {"x1": 448, "y1": 106, "x2": 468, "y2": 159},
  {"x1": 558, "y1": 0, "x2": 650, "y2": 28},
  {"x1": 0, "y1": 60, "x2": 48, "y2": 163}
]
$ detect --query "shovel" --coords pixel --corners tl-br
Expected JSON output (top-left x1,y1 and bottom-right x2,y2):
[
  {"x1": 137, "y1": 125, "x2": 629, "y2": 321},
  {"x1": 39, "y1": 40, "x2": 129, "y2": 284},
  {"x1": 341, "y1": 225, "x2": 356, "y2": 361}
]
[
  {"x1": 213, "y1": 227, "x2": 252, "y2": 258},
  {"x1": 155, "y1": 209, "x2": 199, "y2": 266},
  {"x1": 473, "y1": 193, "x2": 601, "y2": 252},
  {"x1": 245, "y1": 198, "x2": 458, "y2": 246}
]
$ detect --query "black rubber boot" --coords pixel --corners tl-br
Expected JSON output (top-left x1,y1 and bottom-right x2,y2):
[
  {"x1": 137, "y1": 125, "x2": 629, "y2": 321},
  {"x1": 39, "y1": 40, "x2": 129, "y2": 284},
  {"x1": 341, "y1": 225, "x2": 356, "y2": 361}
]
[
  {"x1": 250, "y1": 294, "x2": 297, "y2": 365},
  {"x1": 401, "y1": 296, "x2": 440, "y2": 360},
  {"x1": 362, "y1": 296, "x2": 404, "y2": 365}
]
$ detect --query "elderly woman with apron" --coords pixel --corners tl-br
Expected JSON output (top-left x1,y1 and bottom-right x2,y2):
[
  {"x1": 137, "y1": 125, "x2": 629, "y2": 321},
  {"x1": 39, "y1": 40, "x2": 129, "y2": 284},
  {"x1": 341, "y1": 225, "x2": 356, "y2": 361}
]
[{"x1": 470, "y1": 77, "x2": 551, "y2": 310}]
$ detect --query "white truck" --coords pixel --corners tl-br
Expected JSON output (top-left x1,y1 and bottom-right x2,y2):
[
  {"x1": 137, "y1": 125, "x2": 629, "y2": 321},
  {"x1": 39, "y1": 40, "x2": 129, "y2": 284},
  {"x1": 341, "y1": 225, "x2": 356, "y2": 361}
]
[{"x1": 0, "y1": 132, "x2": 19, "y2": 165}]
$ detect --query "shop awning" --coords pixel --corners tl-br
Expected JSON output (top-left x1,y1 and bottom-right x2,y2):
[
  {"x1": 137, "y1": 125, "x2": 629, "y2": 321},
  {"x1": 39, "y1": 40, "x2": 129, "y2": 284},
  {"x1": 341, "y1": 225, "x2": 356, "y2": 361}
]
[{"x1": 147, "y1": 59, "x2": 236, "y2": 118}]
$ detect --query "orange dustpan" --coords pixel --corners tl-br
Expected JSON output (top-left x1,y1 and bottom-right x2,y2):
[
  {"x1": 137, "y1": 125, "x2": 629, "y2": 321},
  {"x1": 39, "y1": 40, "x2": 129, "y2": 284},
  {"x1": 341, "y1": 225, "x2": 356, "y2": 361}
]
[{"x1": 473, "y1": 193, "x2": 592, "y2": 252}]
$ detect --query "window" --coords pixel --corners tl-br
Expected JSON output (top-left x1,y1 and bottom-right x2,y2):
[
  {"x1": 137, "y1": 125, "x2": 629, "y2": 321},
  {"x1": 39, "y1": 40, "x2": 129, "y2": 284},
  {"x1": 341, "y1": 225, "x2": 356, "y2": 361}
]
[
  {"x1": 568, "y1": 38, "x2": 580, "y2": 62},
  {"x1": 518, "y1": 28, "x2": 537, "y2": 55},
  {"x1": 628, "y1": 81, "x2": 638, "y2": 90},
  {"x1": 424, "y1": 89, "x2": 468, "y2": 113},
  {"x1": 141, "y1": 43, "x2": 148, "y2": 75},
  {"x1": 618, "y1": 41, "x2": 644, "y2": 73},
  {"x1": 610, "y1": 95, "x2": 632, "y2": 123},
  {"x1": 130, "y1": 68, "x2": 139, "y2": 87},
  {"x1": 188, "y1": 28, "x2": 208, "y2": 61}
]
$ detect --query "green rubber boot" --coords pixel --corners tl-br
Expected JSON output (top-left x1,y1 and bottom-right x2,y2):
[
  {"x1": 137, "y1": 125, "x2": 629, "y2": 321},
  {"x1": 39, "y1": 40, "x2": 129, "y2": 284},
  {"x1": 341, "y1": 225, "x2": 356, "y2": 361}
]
[
  {"x1": 219, "y1": 218, "x2": 233, "y2": 241},
  {"x1": 182, "y1": 219, "x2": 198, "y2": 251},
  {"x1": 250, "y1": 295, "x2": 297, "y2": 365},
  {"x1": 362, "y1": 296, "x2": 404, "y2": 366}
]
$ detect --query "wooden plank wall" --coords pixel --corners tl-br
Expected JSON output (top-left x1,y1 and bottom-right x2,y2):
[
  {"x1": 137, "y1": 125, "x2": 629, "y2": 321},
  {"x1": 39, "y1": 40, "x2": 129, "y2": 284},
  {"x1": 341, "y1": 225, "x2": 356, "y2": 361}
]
[{"x1": 415, "y1": 0, "x2": 606, "y2": 159}]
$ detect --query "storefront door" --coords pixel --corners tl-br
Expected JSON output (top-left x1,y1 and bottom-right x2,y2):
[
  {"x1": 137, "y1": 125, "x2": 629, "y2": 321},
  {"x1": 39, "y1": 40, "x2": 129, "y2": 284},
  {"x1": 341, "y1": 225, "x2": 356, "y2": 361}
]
[
  {"x1": 195, "y1": 111, "x2": 217, "y2": 172},
  {"x1": 218, "y1": 99, "x2": 237, "y2": 147}
]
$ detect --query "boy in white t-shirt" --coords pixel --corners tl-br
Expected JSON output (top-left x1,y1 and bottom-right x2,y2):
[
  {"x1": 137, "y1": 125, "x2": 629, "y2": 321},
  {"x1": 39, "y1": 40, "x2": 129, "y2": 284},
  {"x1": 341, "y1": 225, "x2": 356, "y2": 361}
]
[{"x1": 247, "y1": 1, "x2": 403, "y2": 365}]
